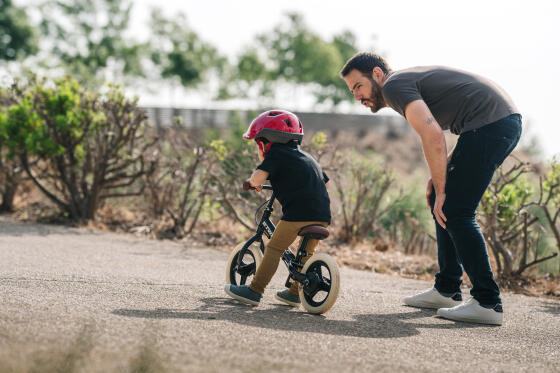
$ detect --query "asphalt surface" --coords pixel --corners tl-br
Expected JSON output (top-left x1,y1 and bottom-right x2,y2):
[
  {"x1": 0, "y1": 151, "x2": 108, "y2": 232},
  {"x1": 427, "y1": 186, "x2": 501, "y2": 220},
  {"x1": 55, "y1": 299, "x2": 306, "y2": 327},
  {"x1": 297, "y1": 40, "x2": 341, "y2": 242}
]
[{"x1": 0, "y1": 218, "x2": 559, "y2": 372}]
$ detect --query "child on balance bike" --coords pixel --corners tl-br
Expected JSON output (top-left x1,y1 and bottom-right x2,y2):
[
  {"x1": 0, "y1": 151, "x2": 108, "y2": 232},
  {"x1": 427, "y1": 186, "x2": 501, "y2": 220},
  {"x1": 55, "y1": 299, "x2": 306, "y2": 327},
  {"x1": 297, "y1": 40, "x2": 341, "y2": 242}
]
[{"x1": 224, "y1": 110, "x2": 333, "y2": 309}]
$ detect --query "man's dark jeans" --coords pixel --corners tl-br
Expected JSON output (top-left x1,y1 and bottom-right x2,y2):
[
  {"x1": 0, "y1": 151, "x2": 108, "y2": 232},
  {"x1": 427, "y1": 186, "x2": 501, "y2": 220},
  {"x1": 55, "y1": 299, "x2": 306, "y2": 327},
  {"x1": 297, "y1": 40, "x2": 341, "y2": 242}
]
[{"x1": 430, "y1": 114, "x2": 522, "y2": 306}]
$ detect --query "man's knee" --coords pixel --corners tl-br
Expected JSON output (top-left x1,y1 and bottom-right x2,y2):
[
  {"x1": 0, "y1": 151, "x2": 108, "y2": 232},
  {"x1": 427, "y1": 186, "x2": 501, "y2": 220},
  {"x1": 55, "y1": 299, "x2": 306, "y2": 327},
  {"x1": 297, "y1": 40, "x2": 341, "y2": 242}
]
[{"x1": 443, "y1": 213, "x2": 477, "y2": 232}]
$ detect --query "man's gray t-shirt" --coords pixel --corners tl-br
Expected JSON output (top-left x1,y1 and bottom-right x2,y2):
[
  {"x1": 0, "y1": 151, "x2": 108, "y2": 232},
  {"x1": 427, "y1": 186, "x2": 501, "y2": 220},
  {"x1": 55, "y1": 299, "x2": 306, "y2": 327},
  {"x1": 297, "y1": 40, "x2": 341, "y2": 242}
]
[{"x1": 381, "y1": 66, "x2": 519, "y2": 134}]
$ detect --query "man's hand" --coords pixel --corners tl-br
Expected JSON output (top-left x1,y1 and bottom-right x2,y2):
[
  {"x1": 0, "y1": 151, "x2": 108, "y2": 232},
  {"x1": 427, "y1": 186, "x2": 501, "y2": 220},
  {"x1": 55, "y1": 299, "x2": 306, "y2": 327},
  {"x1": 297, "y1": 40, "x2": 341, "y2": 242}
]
[
  {"x1": 433, "y1": 192, "x2": 447, "y2": 229},
  {"x1": 426, "y1": 178, "x2": 433, "y2": 209},
  {"x1": 426, "y1": 178, "x2": 447, "y2": 228}
]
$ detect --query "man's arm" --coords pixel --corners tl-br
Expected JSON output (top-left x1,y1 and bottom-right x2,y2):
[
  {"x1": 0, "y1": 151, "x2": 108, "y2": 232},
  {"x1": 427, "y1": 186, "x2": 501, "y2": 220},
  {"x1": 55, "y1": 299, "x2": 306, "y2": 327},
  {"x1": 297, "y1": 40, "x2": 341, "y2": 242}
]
[{"x1": 404, "y1": 99, "x2": 448, "y2": 228}]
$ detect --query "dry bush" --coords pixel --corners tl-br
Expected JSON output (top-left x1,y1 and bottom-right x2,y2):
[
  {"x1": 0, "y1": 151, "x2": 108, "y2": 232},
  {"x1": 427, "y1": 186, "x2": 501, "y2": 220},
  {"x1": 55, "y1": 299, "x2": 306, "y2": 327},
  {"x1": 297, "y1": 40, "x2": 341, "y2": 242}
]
[
  {"x1": 143, "y1": 123, "x2": 216, "y2": 238},
  {"x1": 480, "y1": 157, "x2": 559, "y2": 279},
  {"x1": 205, "y1": 113, "x2": 273, "y2": 231}
]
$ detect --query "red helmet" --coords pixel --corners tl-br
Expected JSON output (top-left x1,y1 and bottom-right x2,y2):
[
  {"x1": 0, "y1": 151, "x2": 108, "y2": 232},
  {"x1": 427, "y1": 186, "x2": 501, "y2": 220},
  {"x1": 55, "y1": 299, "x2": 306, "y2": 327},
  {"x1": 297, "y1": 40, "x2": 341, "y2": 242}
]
[{"x1": 243, "y1": 110, "x2": 304, "y2": 152}]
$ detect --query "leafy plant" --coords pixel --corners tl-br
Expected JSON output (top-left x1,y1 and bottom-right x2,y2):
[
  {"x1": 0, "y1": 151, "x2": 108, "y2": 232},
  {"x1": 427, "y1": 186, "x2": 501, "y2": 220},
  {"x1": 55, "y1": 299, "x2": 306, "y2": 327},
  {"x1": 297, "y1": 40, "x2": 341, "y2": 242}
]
[
  {"x1": 480, "y1": 159, "x2": 559, "y2": 278},
  {"x1": 145, "y1": 123, "x2": 216, "y2": 238},
  {"x1": 2, "y1": 76, "x2": 154, "y2": 222},
  {"x1": 380, "y1": 180, "x2": 436, "y2": 255},
  {"x1": 206, "y1": 111, "x2": 271, "y2": 230},
  {"x1": 333, "y1": 151, "x2": 403, "y2": 242},
  {"x1": 0, "y1": 83, "x2": 24, "y2": 212}
]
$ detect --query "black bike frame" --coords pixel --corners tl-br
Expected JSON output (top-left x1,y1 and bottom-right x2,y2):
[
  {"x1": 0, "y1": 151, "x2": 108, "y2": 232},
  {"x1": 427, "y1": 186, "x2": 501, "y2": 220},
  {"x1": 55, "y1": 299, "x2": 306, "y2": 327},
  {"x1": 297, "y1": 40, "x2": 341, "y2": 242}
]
[
  {"x1": 234, "y1": 185, "x2": 331, "y2": 300},
  {"x1": 236, "y1": 185, "x2": 275, "y2": 267}
]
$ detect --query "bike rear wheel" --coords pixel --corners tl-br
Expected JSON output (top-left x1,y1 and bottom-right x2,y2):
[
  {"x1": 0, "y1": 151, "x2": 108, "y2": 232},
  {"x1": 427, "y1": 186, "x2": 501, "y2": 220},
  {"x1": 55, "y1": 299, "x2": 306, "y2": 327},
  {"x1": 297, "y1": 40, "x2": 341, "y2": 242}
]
[
  {"x1": 225, "y1": 242, "x2": 263, "y2": 286},
  {"x1": 298, "y1": 253, "x2": 340, "y2": 314}
]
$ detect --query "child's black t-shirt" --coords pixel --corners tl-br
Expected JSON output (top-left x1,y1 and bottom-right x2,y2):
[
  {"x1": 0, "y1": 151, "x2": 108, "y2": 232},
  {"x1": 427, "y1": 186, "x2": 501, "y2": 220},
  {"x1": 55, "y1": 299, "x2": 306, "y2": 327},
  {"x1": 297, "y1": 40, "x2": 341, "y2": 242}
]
[{"x1": 256, "y1": 142, "x2": 331, "y2": 224}]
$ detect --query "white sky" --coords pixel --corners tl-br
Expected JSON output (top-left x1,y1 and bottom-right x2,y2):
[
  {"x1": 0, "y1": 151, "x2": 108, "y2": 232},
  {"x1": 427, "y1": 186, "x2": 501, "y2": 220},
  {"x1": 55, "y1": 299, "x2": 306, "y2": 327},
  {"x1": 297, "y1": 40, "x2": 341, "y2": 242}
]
[{"x1": 133, "y1": 0, "x2": 559, "y2": 158}]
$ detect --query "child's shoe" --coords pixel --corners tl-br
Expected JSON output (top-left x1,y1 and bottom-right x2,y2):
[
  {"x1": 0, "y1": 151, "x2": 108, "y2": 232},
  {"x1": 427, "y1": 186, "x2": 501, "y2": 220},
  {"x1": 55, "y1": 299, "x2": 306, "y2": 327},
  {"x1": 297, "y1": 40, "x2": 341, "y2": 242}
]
[
  {"x1": 224, "y1": 284, "x2": 262, "y2": 306},
  {"x1": 274, "y1": 289, "x2": 300, "y2": 307}
]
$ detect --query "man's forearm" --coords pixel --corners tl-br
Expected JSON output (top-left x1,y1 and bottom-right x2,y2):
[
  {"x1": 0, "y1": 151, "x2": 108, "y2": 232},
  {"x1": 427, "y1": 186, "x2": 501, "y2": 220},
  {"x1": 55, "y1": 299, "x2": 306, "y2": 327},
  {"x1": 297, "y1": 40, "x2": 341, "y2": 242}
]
[{"x1": 422, "y1": 134, "x2": 447, "y2": 194}]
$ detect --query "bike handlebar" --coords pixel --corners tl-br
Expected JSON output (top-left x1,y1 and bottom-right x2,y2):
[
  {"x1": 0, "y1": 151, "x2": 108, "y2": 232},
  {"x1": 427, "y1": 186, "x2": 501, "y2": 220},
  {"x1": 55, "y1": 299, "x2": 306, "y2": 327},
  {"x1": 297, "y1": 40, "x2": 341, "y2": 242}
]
[{"x1": 242, "y1": 180, "x2": 273, "y2": 191}]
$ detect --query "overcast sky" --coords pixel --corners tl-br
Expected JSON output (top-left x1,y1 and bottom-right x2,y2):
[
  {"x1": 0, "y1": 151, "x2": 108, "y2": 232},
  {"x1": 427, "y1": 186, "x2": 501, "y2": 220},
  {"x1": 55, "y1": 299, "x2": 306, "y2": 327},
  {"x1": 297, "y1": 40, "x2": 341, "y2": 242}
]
[{"x1": 132, "y1": 0, "x2": 560, "y2": 158}]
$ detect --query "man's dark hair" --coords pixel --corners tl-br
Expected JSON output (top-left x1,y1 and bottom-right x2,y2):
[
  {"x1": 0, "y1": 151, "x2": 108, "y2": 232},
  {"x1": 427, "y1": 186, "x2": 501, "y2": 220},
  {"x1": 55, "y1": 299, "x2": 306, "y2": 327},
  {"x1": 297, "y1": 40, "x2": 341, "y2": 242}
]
[{"x1": 339, "y1": 52, "x2": 391, "y2": 77}]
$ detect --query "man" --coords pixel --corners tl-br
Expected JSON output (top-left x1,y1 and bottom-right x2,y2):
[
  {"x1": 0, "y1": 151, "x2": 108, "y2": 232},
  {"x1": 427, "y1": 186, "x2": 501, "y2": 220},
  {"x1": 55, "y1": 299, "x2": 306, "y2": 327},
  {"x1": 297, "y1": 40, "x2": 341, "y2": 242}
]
[{"x1": 340, "y1": 52, "x2": 522, "y2": 325}]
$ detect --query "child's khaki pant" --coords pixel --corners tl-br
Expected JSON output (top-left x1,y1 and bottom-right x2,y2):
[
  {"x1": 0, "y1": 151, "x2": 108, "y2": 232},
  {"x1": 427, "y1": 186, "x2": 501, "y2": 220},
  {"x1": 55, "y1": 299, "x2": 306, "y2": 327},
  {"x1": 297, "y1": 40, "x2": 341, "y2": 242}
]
[{"x1": 249, "y1": 220, "x2": 329, "y2": 295}]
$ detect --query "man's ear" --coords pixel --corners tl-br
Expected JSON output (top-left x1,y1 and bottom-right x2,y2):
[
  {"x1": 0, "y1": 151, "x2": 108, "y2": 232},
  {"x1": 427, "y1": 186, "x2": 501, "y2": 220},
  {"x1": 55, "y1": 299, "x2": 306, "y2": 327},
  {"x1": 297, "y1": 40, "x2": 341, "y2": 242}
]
[{"x1": 372, "y1": 66, "x2": 384, "y2": 80}]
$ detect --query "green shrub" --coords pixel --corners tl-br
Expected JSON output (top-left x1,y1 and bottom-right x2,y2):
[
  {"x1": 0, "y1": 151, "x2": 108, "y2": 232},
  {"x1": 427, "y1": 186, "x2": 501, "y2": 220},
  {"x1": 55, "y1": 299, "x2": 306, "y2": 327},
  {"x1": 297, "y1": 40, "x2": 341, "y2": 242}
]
[
  {"x1": 205, "y1": 110, "x2": 273, "y2": 230},
  {"x1": 0, "y1": 81, "x2": 31, "y2": 212},
  {"x1": 380, "y1": 175, "x2": 436, "y2": 254},
  {"x1": 332, "y1": 151, "x2": 400, "y2": 242},
  {"x1": 2, "y1": 76, "x2": 154, "y2": 222},
  {"x1": 480, "y1": 159, "x2": 559, "y2": 277}
]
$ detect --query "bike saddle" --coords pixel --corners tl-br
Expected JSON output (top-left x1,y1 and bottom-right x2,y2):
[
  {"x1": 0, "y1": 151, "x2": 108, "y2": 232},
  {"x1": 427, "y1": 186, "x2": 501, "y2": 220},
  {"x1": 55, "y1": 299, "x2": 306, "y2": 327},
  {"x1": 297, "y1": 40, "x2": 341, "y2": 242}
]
[{"x1": 298, "y1": 225, "x2": 329, "y2": 240}]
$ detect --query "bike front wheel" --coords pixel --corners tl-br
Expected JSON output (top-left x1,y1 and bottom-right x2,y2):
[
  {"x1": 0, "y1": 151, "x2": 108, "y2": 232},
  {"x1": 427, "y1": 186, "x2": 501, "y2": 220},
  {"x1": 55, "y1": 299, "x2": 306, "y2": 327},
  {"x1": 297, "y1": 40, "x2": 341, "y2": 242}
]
[
  {"x1": 225, "y1": 242, "x2": 263, "y2": 286},
  {"x1": 299, "y1": 253, "x2": 340, "y2": 314}
]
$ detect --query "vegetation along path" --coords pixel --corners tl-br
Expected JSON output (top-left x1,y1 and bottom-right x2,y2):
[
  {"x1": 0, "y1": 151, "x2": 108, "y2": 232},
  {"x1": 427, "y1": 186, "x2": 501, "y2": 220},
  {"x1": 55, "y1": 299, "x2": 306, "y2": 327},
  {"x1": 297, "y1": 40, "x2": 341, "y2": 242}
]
[{"x1": 0, "y1": 218, "x2": 559, "y2": 372}]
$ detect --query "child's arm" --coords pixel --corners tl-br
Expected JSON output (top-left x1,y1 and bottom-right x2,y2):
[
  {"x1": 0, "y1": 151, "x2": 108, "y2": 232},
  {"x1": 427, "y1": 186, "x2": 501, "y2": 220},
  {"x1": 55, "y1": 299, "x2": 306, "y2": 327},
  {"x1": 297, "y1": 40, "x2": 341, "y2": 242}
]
[{"x1": 246, "y1": 169, "x2": 269, "y2": 192}]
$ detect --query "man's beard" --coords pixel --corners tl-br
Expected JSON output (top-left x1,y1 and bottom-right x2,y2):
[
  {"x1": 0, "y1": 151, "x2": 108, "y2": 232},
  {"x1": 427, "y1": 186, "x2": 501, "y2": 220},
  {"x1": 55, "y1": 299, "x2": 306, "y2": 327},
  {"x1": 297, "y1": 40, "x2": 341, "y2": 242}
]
[{"x1": 361, "y1": 78, "x2": 386, "y2": 113}]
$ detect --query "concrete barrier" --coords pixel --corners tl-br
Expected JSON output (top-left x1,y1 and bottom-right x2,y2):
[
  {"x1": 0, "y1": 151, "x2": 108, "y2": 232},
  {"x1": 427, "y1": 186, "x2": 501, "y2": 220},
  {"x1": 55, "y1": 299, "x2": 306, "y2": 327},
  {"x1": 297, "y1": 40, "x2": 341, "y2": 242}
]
[{"x1": 140, "y1": 107, "x2": 410, "y2": 133}]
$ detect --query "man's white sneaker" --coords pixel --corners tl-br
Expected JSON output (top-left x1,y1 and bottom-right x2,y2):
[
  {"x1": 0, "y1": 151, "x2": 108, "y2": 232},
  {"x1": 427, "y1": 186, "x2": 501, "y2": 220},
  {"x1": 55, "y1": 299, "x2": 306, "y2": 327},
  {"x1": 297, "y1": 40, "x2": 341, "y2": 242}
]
[
  {"x1": 403, "y1": 287, "x2": 462, "y2": 309},
  {"x1": 437, "y1": 298, "x2": 503, "y2": 325}
]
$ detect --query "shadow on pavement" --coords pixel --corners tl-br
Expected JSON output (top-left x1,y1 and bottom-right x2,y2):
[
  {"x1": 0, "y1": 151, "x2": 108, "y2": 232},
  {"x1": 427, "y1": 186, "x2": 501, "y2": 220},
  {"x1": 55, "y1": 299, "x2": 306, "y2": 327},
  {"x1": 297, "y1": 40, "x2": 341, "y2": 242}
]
[
  {"x1": 540, "y1": 301, "x2": 560, "y2": 316},
  {"x1": 0, "y1": 218, "x2": 95, "y2": 237},
  {"x1": 113, "y1": 297, "x2": 488, "y2": 339}
]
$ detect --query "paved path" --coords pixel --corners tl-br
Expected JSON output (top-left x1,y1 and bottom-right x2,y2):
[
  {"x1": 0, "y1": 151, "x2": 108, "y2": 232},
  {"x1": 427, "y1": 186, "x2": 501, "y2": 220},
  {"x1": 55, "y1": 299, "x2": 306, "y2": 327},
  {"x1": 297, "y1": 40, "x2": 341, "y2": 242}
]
[{"x1": 0, "y1": 218, "x2": 559, "y2": 372}]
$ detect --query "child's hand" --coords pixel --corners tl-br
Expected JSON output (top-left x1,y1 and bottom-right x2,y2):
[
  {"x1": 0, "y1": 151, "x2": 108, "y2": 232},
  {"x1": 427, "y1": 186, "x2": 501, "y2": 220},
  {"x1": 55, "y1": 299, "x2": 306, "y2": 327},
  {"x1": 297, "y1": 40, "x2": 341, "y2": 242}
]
[
  {"x1": 243, "y1": 180, "x2": 256, "y2": 191},
  {"x1": 243, "y1": 180, "x2": 263, "y2": 192}
]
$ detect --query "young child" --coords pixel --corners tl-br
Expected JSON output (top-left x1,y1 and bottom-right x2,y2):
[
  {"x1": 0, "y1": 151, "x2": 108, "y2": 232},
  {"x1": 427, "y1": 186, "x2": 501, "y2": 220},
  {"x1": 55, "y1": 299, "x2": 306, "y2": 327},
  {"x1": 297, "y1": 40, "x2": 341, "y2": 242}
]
[{"x1": 224, "y1": 109, "x2": 331, "y2": 307}]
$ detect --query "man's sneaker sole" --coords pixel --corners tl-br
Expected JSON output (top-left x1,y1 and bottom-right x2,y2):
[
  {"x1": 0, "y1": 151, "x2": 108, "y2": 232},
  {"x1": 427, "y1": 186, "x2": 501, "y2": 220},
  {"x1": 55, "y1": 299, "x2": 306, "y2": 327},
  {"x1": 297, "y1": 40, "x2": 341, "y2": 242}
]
[
  {"x1": 274, "y1": 293, "x2": 300, "y2": 307},
  {"x1": 404, "y1": 299, "x2": 461, "y2": 309},
  {"x1": 436, "y1": 309, "x2": 503, "y2": 326},
  {"x1": 224, "y1": 285, "x2": 260, "y2": 306}
]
